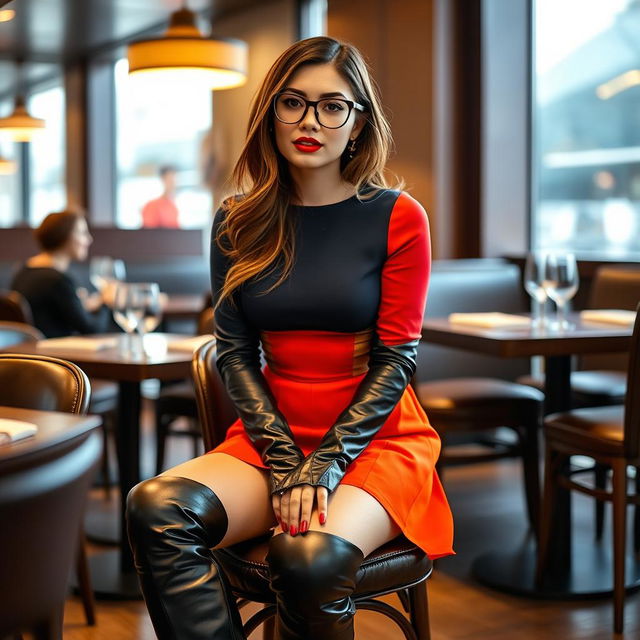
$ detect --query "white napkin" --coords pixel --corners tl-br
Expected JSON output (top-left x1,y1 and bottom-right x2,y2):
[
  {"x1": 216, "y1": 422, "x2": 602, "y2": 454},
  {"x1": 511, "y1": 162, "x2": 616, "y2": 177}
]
[
  {"x1": 448, "y1": 312, "x2": 531, "y2": 328},
  {"x1": 168, "y1": 335, "x2": 215, "y2": 352},
  {"x1": 580, "y1": 309, "x2": 636, "y2": 327},
  {"x1": 0, "y1": 419, "x2": 38, "y2": 445},
  {"x1": 39, "y1": 336, "x2": 119, "y2": 351}
]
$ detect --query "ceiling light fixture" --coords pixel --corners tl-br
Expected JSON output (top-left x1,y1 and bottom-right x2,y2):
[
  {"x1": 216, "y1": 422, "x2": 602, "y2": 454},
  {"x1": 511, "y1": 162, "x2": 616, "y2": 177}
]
[
  {"x1": 126, "y1": 4, "x2": 247, "y2": 90},
  {"x1": 0, "y1": 9, "x2": 15, "y2": 23},
  {"x1": 0, "y1": 95, "x2": 46, "y2": 142},
  {"x1": 0, "y1": 152, "x2": 16, "y2": 174}
]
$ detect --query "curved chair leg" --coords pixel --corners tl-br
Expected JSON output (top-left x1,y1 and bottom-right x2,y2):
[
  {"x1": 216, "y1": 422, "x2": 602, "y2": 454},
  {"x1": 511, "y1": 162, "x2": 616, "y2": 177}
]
[
  {"x1": 100, "y1": 420, "x2": 112, "y2": 500},
  {"x1": 408, "y1": 582, "x2": 431, "y2": 640},
  {"x1": 611, "y1": 459, "x2": 627, "y2": 634},
  {"x1": 594, "y1": 463, "x2": 608, "y2": 541},
  {"x1": 76, "y1": 531, "x2": 96, "y2": 626}
]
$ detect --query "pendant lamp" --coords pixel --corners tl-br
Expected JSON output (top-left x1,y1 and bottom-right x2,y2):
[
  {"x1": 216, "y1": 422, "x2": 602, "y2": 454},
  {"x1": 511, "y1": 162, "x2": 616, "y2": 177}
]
[
  {"x1": 0, "y1": 96, "x2": 46, "y2": 143},
  {"x1": 127, "y1": 4, "x2": 247, "y2": 90},
  {"x1": 0, "y1": 152, "x2": 16, "y2": 175}
]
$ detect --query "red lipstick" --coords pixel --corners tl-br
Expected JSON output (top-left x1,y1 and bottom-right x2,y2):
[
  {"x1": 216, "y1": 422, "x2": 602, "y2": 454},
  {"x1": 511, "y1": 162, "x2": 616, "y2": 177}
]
[{"x1": 293, "y1": 137, "x2": 322, "y2": 153}]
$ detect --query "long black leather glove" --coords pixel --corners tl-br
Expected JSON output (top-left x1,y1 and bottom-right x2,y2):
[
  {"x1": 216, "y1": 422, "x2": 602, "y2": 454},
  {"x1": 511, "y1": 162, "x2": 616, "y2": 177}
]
[
  {"x1": 274, "y1": 337, "x2": 419, "y2": 494},
  {"x1": 211, "y1": 210, "x2": 304, "y2": 493}
]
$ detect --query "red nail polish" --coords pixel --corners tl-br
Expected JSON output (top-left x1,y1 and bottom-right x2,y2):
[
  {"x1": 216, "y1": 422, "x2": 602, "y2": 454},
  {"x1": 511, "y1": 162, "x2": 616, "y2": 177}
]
[
  {"x1": 282, "y1": 522, "x2": 288, "y2": 532},
  {"x1": 319, "y1": 513, "x2": 326, "y2": 525},
  {"x1": 290, "y1": 525, "x2": 298, "y2": 536},
  {"x1": 300, "y1": 520, "x2": 308, "y2": 533}
]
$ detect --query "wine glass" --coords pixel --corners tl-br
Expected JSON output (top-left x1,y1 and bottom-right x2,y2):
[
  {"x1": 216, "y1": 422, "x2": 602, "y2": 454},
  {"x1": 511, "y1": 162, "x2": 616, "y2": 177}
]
[
  {"x1": 90, "y1": 256, "x2": 126, "y2": 291},
  {"x1": 542, "y1": 253, "x2": 579, "y2": 331},
  {"x1": 136, "y1": 282, "x2": 162, "y2": 338},
  {"x1": 112, "y1": 283, "x2": 145, "y2": 357},
  {"x1": 524, "y1": 252, "x2": 548, "y2": 330}
]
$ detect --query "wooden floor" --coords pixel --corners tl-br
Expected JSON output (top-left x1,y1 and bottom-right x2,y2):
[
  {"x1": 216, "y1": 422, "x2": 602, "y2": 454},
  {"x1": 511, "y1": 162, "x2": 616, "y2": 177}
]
[{"x1": 49, "y1": 402, "x2": 640, "y2": 639}]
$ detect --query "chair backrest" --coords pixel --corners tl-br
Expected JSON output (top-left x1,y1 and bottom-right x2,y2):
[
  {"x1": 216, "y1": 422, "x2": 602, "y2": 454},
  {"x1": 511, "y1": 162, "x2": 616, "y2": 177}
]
[
  {"x1": 0, "y1": 426, "x2": 100, "y2": 636},
  {"x1": 191, "y1": 339, "x2": 238, "y2": 451},
  {"x1": 0, "y1": 353, "x2": 98, "y2": 636},
  {"x1": 0, "y1": 320, "x2": 43, "y2": 349},
  {"x1": 197, "y1": 306, "x2": 214, "y2": 335},
  {"x1": 624, "y1": 303, "x2": 640, "y2": 459},
  {"x1": 0, "y1": 290, "x2": 33, "y2": 325},
  {"x1": 582, "y1": 266, "x2": 640, "y2": 372},
  {"x1": 0, "y1": 354, "x2": 90, "y2": 414}
]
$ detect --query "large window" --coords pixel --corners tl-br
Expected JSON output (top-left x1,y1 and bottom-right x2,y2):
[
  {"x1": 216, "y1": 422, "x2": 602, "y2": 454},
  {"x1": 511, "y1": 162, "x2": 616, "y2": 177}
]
[
  {"x1": 114, "y1": 59, "x2": 213, "y2": 228},
  {"x1": 29, "y1": 84, "x2": 66, "y2": 225},
  {"x1": 533, "y1": 0, "x2": 640, "y2": 257}
]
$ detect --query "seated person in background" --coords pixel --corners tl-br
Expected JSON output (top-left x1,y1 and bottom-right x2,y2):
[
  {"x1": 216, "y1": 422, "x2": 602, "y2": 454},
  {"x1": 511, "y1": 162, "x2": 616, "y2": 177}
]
[
  {"x1": 141, "y1": 165, "x2": 180, "y2": 228},
  {"x1": 11, "y1": 209, "x2": 115, "y2": 338}
]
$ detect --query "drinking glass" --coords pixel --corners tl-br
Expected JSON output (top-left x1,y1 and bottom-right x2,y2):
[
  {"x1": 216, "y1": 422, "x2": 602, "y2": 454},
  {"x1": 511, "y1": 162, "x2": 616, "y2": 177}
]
[
  {"x1": 542, "y1": 252, "x2": 579, "y2": 331},
  {"x1": 90, "y1": 256, "x2": 126, "y2": 291},
  {"x1": 112, "y1": 283, "x2": 145, "y2": 357},
  {"x1": 136, "y1": 282, "x2": 162, "y2": 339},
  {"x1": 524, "y1": 252, "x2": 548, "y2": 330}
]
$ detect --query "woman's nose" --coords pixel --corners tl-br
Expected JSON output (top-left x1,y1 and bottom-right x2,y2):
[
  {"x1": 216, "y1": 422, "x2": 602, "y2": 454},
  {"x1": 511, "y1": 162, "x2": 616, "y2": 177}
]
[{"x1": 299, "y1": 105, "x2": 319, "y2": 130}]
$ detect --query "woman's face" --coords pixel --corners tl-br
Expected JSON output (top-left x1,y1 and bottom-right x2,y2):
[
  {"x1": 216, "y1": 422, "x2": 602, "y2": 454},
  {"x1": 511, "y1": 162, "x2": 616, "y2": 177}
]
[
  {"x1": 273, "y1": 63, "x2": 365, "y2": 174},
  {"x1": 64, "y1": 217, "x2": 93, "y2": 262}
]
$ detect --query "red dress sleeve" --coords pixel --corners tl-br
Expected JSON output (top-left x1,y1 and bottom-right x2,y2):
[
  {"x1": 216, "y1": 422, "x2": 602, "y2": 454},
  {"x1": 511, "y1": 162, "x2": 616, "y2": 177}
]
[{"x1": 376, "y1": 191, "x2": 431, "y2": 345}]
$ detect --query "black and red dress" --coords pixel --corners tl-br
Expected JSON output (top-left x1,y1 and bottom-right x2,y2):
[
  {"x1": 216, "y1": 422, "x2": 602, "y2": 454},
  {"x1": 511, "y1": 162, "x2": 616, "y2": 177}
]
[{"x1": 210, "y1": 188, "x2": 454, "y2": 559}]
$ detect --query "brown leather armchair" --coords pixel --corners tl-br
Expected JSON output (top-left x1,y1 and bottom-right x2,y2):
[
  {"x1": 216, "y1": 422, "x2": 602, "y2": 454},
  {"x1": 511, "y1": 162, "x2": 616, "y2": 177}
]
[
  {"x1": 0, "y1": 353, "x2": 101, "y2": 638},
  {"x1": 190, "y1": 340, "x2": 434, "y2": 640},
  {"x1": 536, "y1": 303, "x2": 640, "y2": 635}
]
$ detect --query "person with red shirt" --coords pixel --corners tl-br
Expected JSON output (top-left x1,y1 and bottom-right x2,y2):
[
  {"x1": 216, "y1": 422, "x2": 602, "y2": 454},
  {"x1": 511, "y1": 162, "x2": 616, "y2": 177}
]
[{"x1": 141, "y1": 165, "x2": 180, "y2": 228}]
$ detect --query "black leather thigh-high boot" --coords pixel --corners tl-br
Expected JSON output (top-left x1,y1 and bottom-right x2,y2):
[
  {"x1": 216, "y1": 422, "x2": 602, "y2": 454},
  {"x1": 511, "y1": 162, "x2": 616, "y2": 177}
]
[
  {"x1": 126, "y1": 476, "x2": 245, "y2": 640},
  {"x1": 267, "y1": 531, "x2": 364, "y2": 640}
]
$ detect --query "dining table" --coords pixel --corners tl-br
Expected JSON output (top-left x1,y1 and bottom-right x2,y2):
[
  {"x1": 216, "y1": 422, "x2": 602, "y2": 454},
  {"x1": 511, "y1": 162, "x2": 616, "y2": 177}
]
[
  {"x1": 3, "y1": 333, "x2": 201, "y2": 599},
  {"x1": 421, "y1": 312, "x2": 640, "y2": 599}
]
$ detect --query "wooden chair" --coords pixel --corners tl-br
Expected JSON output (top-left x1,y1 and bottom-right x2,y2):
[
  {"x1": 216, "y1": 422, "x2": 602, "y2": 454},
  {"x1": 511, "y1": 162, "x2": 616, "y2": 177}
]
[
  {"x1": 0, "y1": 353, "x2": 101, "y2": 638},
  {"x1": 191, "y1": 339, "x2": 434, "y2": 640},
  {"x1": 536, "y1": 303, "x2": 640, "y2": 634},
  {"x1": 154, "y1": 306, "x2": 214, "y2": 473},
  {"x1": 0, "y1": 289, "x2": 34, "y2": 325}
]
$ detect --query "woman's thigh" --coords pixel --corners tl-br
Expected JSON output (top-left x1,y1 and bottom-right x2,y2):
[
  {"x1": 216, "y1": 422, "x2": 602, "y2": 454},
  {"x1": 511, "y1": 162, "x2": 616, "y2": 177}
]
[
  {"x1": 162, "y1": 452, "x2": 276, "y2": 547},
  {"x1": 277, "y1": 485, "x2": 400, "y2": 557}
]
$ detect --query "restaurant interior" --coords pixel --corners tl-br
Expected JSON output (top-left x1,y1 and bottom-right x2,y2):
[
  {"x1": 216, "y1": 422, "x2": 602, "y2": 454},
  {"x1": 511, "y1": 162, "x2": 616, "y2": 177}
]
[{"x1": 1, "y1": 0, "x2": 640, "y2": 638}]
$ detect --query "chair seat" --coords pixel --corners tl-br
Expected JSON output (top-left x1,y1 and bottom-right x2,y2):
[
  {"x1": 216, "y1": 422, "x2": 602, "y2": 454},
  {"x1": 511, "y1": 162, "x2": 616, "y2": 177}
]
[
  {"x1": 157, "y1": 382, "x2": 198, "y2": 418},
  {"x1": 213, "y1": 535, "x2": 431, "y2": 603},
  {"x1": 518, "y1": 370, "x2": 627, "y2": 406},
  {"x1": 545, "y1": 405, "x2": 625, "y2": 456},
  {"x1": 417, "y1": 378, "x2": 544, "y2": 411}
]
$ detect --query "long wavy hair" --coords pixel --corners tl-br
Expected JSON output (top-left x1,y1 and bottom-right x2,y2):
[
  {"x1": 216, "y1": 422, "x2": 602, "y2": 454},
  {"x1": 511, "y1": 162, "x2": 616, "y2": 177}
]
[{"x1": 216, "y1": 36, "x2": 402, "y2": 307}]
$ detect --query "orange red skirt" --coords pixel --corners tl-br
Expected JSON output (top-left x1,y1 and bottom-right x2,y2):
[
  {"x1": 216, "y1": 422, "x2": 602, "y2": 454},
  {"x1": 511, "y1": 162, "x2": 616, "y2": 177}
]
[{"x1": 210, "y1": 329, "x2": 454, "y2": 559}]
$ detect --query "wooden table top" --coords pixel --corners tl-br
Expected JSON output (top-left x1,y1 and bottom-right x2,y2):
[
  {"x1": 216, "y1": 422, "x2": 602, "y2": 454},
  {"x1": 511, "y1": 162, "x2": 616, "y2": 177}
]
[
  {"x1": 421, "y1": 314, "x2": 633, "y2": 358},
  {"x1": 3, "y1": 333, "x2": 199, "y2": 382},
  {"x1": 0, "y1": 405, "x2": 101, "y2": 464}
]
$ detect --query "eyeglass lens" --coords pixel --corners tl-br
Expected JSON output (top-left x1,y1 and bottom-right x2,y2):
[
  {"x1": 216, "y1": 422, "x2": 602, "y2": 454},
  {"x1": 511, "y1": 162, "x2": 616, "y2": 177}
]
[{"x1": 275, "y1": 94, "x2": 351, "y2": 128}]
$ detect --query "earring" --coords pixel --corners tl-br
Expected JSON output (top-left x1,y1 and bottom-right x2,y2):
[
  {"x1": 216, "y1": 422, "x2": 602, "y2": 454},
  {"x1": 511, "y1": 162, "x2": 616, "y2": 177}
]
[{"x1": 348, "y1": 138, "x2": 357, "y2": 159}]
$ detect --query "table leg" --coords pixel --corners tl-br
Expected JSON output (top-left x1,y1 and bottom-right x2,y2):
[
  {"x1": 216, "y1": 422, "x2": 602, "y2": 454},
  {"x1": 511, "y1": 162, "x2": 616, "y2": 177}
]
[{"x1": 77, "y1": 381, "x2": 143, "y2": 599}]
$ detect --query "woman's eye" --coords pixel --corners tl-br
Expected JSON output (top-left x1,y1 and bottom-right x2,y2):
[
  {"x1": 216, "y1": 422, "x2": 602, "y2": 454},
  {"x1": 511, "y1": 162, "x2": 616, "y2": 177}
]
[
  {"x1": 284, "y1": 98, "x2": 302, "y2": 108},
  {"x1": 323, "y1": 101, "x2": 345, "y2": 112}
]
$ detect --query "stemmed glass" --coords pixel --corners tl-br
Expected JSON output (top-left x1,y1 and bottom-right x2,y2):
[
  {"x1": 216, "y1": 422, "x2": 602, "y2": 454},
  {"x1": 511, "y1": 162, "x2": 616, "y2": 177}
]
[
  {"x1": 524, "y1": 252, "x2": 548, "y2": 330},
  {"x1": 90, "y1": 256, "x2": 126, "y2": 291},
  {"x1": 136, "y1": 283, "x2": 162, "y2": 353},
  {"x1": 112, "y1": 283, "x2": 146, "y2": 358},
  {"x1": 542, "y1": 253, "x2": 579, "y2": 331}
]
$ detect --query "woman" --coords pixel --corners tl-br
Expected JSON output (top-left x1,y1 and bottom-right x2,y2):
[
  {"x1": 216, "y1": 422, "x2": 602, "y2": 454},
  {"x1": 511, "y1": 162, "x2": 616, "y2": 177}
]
[
  {"x1": 127, "y1": 36, "x2": 454, "y2": 640},
  {"x1": 11, "y1": 210, "x2": 112, "y2": 338}
]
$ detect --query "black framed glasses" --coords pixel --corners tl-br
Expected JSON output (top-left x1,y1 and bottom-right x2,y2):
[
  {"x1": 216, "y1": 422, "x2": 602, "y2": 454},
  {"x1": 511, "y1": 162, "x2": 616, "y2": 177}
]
[{"x1": 273, "y1": 92, "x2": 366, "y2": 129}]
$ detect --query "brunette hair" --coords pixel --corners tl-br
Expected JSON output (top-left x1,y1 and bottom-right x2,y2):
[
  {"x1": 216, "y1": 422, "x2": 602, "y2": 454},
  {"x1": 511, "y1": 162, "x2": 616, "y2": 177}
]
[
  {"x1": 34, "y1": 210, "x2": 85, "y2": 252},
  {"x1": 216, "y1": 36, "x2": 402, "y2": 307}
]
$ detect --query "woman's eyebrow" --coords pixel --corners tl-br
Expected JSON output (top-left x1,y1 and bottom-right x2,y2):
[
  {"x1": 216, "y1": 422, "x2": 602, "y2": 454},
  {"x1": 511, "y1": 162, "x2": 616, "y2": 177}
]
[{"x1": 283, "y1": 88, "x2": 348, "y2": 99}]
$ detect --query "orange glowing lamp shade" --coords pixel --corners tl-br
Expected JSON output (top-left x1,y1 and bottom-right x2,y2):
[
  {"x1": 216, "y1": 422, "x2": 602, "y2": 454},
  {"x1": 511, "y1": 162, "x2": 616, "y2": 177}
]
[
  {"x1": 0, "y1": 9, "x2": 15, "y2": 23},
  {"x1": 0, "y1": 97, "x2": 46, "y2": 142},
  {"x1": 126, "y1": 7, "x2": 247, "y2": 90},
  {"x1": 0, "y1": 154, "x2": 16, "y2": 174}
]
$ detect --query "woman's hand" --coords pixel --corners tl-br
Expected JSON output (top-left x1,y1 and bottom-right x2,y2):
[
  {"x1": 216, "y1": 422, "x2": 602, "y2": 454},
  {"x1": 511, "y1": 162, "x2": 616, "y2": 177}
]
[{"x1": 272, "y1": 484, "x2": 328, "y2": 535}]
